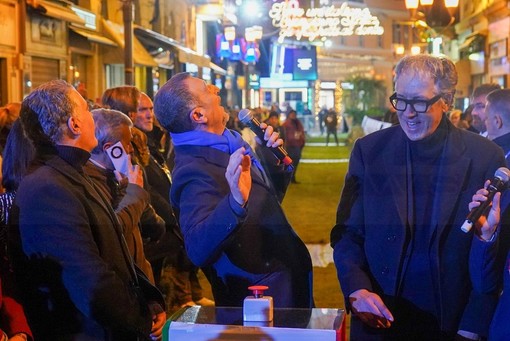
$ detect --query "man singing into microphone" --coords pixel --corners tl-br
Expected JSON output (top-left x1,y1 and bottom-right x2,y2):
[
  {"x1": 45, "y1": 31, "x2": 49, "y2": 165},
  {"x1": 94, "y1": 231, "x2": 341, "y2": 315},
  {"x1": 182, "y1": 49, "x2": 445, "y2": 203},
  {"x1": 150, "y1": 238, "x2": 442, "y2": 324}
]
[
  {"x1": 153, "y1": 73, "x2": 313, "y2": 308},
  {"x1": 331, "y1": 55, "x2": 506, "y2": 340}
]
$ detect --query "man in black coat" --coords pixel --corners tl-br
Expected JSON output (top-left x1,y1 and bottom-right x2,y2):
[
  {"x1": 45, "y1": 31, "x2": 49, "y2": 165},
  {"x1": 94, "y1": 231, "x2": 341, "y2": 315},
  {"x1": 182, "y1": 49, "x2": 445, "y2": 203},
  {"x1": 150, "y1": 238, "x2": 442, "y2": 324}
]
[
  {"x1": 331, "y1": 55, "x2": 505, "y2": 340},
  {"x1": 10, "y1": 80, "x2": 165, "y2": 340}
]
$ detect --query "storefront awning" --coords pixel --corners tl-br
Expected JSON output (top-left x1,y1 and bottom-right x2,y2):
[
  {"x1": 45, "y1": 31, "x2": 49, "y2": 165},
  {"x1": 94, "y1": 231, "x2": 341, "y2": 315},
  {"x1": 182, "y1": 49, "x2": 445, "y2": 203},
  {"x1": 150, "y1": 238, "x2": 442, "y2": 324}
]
[
  {"x1": 134, "y1": 26, "x2": 211, "y2": 69},
  {"x1": 459, "y1": 31, "x2": 487, "y2": 52},
  {"x1": 70, "y1": 26, "x2": 117, "y2": 47},
  {"x1": 27, "y1": 0, "x2": 85, "y2": 26},
  {"x1": 102, "y1": 19, "x2": 157, "y2": 67}
]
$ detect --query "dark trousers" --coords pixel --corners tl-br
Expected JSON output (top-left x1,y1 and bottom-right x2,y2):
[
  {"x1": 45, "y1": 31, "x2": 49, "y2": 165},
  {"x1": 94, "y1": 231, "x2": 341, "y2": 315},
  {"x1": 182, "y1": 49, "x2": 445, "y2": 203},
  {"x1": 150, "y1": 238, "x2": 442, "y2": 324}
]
[
  {"x1": 287, "y1": 146, "x2": 302, "y2": 182},
  {"x1": 326, "y1": 129, "x2": 338, "y2": 145}
]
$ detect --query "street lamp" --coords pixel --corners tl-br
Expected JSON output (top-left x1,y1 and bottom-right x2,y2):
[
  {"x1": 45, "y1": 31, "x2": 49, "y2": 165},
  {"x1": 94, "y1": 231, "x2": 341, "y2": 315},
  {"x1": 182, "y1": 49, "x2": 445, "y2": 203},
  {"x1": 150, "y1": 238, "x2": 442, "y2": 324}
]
[{"x1": 405, "y1": 0, "x2": 459, "y2": 29}]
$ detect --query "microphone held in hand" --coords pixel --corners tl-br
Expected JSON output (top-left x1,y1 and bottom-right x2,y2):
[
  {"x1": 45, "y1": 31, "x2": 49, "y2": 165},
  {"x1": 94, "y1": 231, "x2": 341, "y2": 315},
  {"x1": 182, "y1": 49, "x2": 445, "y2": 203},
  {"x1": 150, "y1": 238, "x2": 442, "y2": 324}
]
[
  {"x1": 461, "y1": 167, "x2": 510, "y2": 233},
  {"x1": 238, "y1": 109, "x2": 293, "y2": 167}
]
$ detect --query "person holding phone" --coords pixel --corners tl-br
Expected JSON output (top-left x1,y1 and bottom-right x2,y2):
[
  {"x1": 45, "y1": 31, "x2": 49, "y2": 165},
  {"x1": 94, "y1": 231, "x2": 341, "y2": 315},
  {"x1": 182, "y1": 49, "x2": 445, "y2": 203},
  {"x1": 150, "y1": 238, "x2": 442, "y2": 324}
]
[
  {"x1": 10, "y1": 80, "x2": 166, "y2": 340},
  {"x1": 85, "y1": 108, "x2": 166, "y2": 284},
  {"x1": 101, "y1": 87, "x2": 213, "y2": 311}
]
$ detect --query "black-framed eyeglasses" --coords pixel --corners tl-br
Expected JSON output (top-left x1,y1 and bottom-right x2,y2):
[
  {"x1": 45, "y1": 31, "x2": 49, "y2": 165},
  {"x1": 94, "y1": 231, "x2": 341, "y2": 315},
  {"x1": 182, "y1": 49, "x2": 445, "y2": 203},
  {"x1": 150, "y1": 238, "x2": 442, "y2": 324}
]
[{"x1": 389, "y1": 92, "x2": 442, "y2": 114}]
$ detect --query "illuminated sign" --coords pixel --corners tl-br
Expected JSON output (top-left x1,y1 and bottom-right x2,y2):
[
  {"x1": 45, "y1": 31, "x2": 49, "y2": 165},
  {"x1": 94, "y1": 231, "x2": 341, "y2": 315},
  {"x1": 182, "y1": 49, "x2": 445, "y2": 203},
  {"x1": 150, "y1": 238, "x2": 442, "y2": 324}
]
[
  {"x1": 297, "y1": 58, "x2": 312, "y2": 71},
  {"x1": 269, "y1": 0, "x2": 384, "y2": 43},
  {"x1": 292, "y1": 49, "x2": 317, "y2": 80},
  {"x1": 249, "y1": 73, "x2": 260, "y2": 89}
]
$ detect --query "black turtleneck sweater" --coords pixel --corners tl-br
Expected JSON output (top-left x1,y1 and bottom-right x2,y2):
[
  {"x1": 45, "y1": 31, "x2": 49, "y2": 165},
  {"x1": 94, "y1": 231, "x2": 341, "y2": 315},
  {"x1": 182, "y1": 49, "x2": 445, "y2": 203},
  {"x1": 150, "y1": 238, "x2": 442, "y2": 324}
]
[
  {"x1": 400, "y1": 117, "x2": 448, "y2": 316},
  {"x1": 54, "y1": 145, "x2": 91, "y2": 173}
]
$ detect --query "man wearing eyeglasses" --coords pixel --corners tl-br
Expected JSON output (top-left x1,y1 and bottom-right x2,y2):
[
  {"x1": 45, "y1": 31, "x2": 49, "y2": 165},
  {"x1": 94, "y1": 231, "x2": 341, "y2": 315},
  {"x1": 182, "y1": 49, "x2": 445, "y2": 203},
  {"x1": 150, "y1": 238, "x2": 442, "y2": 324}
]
[
  {"x1": 331, "y1": 55, "x2": 505, "y2": 340},
  {"x1": 471, "y1": 83, "x2": 502, "y2": 136}
]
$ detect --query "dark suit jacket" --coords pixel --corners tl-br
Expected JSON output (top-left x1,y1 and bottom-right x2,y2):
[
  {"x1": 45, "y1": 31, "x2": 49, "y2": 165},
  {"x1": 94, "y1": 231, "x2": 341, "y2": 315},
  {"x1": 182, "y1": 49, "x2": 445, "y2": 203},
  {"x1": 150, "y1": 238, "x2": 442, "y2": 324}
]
[
  {"x1": 11, "y1": 152, "x2": 162, "y2": 340},
  {"x1": 331, "y1": 119, "x2": 505, "y2": 337},
  {"x1": 171, "y1": 143, "x2": 313, "y2": 308}
]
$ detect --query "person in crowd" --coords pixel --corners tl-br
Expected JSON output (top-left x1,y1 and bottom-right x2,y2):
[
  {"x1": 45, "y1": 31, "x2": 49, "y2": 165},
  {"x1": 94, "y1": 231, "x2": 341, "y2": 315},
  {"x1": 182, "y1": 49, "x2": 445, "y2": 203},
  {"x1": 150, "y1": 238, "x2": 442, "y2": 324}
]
[
  {"x1": 101, "y1": 86, "x2": 151, "y2": 168},
  {"x1": 86, "y1": 108, "x2": 165, "y2": 284},
  {"x1": 153, "y1": 73, "x2": 314, "y2": 308},
  {"x1": 138, "y1": 92, "x2": 214, "y2": 309},
  {"x1": 270, "y1": 102, "x2": 282, "y2": 115},
  {"x1": 471, "y1": 83, "x2": 502, "y2": 136},
  {"x1": 318, "y1": 105, "x2": 328, "y2": 135},
  {"x1": 257, "y1": 111, "x2": 290, "y2": 202},
  {"x1": 324, "y1": 108, "x2": 339, "y2": 146},
  {"x1": 467, "y1": 180, "x2": 510, "y2": 341},
  {"x1": 265, "y1": 111, "x2": 282, "y2": 132},
  {"x1": 102, "y1": 87, "x2": 212, "y2": 311},
  {"x1": 330, "y1": 55, "x2": 506, "y2": 340},
  {"x1": 9, "y1": 80, "x2": 166, "y2": 340},
  {"x1": 302, "y1": 104, "x2": 314, "y2": 132},
  {"x1": 448, "y1": 109, "x2": 467, "y2": 128},
  {"x1": 0, "y1": 120, "x2": 33, "y2": 341},
  {"x1": 281, "y1": 109, "x2": 306, "y2": 184},
  {"x1": 462, "y1": 104, "x2": 478, "y2": 133},
  {"x1": 0, "y1": 103, "x2": 20, "y2": 153},
  {"x1": 484, "y1": 89, "x2": 510, "y2": 164},
  {"x1": 76, "y1": 82, "x2": 97, "y2": 110}
]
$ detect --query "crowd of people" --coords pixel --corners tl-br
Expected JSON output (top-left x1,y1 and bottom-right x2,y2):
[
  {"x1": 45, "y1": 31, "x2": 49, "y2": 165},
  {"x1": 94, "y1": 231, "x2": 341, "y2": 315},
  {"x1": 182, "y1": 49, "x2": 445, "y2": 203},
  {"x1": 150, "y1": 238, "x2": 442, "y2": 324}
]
[
  {"x1": 0, "y1": 53, "x2": 509, "y2": 340},
  {"x1": 0, "y1": 74, "x2": 315, "y2": 339}
]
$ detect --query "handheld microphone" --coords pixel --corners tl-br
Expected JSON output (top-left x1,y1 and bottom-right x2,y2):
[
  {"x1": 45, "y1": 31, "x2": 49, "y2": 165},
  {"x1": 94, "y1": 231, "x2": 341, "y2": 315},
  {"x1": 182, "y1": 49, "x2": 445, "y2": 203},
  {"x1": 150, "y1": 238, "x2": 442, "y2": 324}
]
[
  {"x1": 461, "y1": 167, "x2": 510, "y2": 233},
  {"x1": 238, "y1": 109, "x2": 293, "y2": 167}
]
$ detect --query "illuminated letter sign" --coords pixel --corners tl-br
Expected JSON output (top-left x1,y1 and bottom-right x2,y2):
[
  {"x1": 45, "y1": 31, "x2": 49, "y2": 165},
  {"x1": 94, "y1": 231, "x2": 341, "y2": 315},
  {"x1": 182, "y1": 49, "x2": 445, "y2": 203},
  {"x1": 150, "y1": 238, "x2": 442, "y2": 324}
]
[
  {"x1": 297, "y1": 58, "x2": 313, "y2": 71},
  {"x1": 269, "y1": 0, "x2": 384, "y2": 43},
  {"x1": 292, "y1": 48, "x2": 317, "y2": 80}
]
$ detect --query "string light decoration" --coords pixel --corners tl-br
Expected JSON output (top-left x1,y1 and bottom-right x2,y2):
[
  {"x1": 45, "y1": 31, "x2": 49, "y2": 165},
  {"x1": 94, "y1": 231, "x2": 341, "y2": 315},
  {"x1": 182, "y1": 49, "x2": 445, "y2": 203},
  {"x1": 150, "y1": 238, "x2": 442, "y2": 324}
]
[{"x1": 335, "y1": 80, "x2": 343, "y2": 114}]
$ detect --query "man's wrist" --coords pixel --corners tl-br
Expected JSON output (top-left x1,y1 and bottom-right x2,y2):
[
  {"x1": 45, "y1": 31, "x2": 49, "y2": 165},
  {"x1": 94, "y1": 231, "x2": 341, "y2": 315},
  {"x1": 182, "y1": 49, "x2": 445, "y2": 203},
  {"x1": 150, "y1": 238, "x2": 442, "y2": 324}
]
[{"x1": 479, "y1": 230, "x2": 498, "y2": 242}]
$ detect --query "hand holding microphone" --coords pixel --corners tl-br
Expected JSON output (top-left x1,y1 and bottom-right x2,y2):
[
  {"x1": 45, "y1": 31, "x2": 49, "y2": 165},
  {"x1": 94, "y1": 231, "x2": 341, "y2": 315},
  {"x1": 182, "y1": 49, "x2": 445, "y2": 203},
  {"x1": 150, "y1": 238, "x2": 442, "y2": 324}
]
[
  {"x1": 238, "y1": 109, "x2": 293, "y2": 168},
  {"x1": 461, "y1": 167, "x2": 510, "y2": 235}
]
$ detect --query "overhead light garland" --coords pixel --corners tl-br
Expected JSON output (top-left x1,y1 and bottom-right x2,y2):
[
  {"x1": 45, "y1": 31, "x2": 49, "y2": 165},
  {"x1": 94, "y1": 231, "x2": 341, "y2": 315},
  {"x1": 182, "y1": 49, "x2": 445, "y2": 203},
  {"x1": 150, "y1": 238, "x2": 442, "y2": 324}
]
[{"x1": 269, "y1": 0, "x2": 384, "y2": 43}]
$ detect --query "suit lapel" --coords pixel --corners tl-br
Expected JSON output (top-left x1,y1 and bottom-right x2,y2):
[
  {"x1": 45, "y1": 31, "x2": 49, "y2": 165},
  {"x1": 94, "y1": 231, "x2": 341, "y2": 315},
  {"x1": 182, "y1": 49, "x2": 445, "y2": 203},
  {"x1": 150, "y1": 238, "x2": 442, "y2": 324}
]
[
  {"x1": 431, "y1": 128, "x2": 470, "y2": 238},
  {"x1": 384, "y1": 129, "x2": 410, "y2": 230}
]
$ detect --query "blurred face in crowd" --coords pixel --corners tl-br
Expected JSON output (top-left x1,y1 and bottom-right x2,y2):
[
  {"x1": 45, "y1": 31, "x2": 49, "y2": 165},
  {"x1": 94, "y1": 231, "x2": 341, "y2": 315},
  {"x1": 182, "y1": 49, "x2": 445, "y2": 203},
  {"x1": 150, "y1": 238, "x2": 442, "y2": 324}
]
[
  {"x1": 394, "y1": 73, "x2": 447, "y2": 141},
  {"x1": 70, "y1": 89, "x2": 97, "y2": 152},
  {"x1": 186, "y1": 77, "x2": 229, "y2": 134},
  {"x1": 471, "y1": 94, "x2": 488, "y2": 133},
  {"x1": 0, "y1": 102, "x2": 20, "y2": 129},
  {"x1": 449, "y1": 110, "x2": 461, "y2": 127},
  {"x1": 485, "y1": 102, "x2": 497, "y2": 140},
  {"x1": 267, "y1": 116, "x2": 280, "y2": 128},
  {"x1": 132, "y1": 93, "x2": 154, "y2": 133}
]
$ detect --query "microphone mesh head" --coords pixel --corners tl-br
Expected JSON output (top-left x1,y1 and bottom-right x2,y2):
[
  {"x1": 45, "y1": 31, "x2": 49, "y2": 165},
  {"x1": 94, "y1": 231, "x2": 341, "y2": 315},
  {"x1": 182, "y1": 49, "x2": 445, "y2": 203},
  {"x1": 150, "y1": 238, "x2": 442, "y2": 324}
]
[
  {"x1": 495, "y1": 167, "x2": 510, "y2": 183},
  {"x1": 238, "y1": 109, "x2": 253, "y2": 124}
]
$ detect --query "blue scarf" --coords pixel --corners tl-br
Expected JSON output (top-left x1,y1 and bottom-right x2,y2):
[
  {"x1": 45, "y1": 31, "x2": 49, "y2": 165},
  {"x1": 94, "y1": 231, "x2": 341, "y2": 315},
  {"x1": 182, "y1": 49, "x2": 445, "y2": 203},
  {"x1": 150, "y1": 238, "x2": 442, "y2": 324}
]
[{"x1": 171, "y1": 129, "x2": 266, "y2": 174}]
